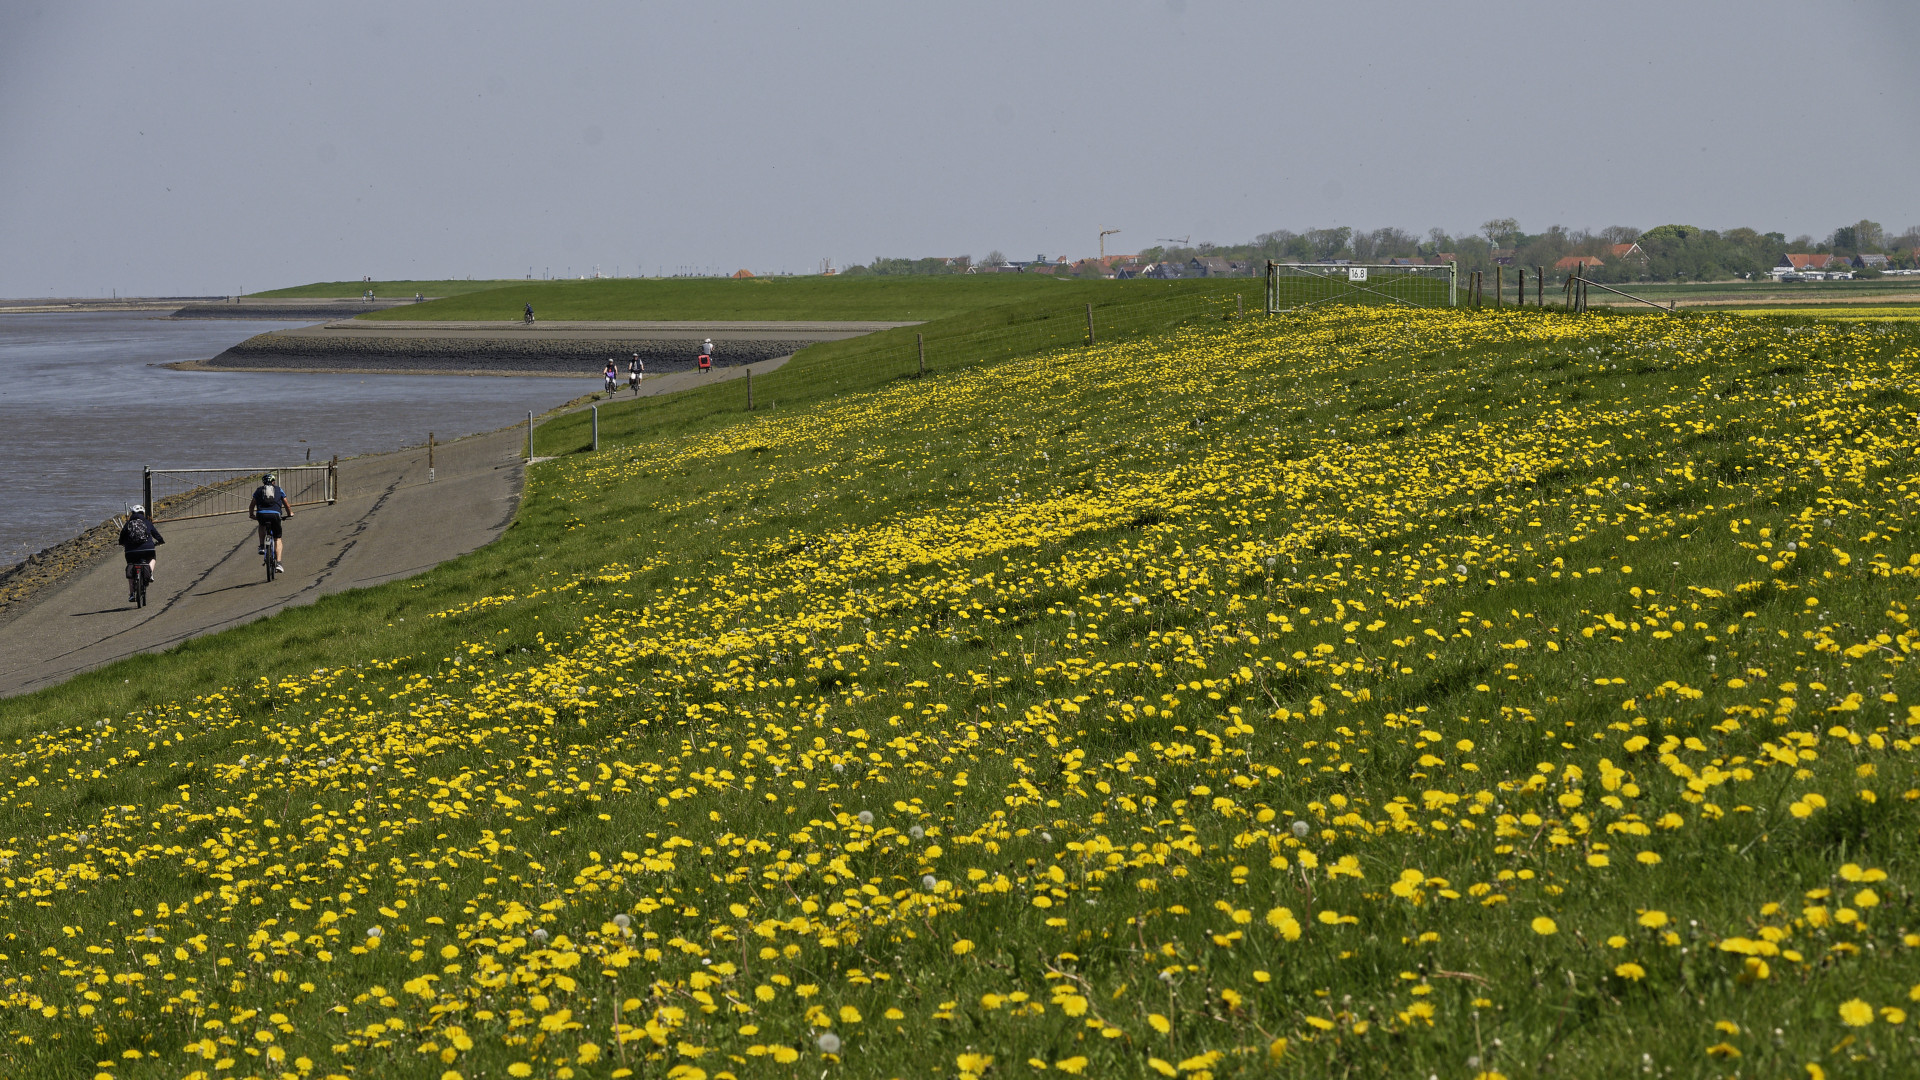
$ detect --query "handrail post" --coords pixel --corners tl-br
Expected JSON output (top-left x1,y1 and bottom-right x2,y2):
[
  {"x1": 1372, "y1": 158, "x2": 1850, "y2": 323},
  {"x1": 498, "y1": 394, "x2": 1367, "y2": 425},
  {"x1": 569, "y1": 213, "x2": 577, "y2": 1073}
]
[
  {"x1": 328, "y1": 456, "x2": 338, "y2": 503},
  {"x1": 527, "y1": 411, "x2": 533, "y2": 462},
  {"x1": 592, "y1": 404, "x2": 599, "y2": 451}
]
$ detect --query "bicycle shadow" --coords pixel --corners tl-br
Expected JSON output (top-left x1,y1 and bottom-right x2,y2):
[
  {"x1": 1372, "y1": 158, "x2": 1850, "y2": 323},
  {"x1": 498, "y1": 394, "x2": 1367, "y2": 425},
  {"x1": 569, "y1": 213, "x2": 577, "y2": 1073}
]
[{"x1": 68, "y1": 604, "x2": 137, "y2": 617}]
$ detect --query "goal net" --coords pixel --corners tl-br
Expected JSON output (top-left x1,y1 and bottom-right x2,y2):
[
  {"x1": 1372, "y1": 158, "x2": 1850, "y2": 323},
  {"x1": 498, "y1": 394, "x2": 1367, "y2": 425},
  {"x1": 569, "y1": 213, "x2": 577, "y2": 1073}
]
[{"x1": 1265, "y1": 262, "x2": 1456, "y2": 314}]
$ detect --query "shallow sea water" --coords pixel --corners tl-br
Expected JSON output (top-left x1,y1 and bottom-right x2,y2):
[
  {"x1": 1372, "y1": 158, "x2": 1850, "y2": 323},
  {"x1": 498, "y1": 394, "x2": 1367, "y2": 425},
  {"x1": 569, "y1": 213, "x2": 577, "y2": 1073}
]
[{"x1": 0, "y1": 311, "x2": 596, "y2": 564}]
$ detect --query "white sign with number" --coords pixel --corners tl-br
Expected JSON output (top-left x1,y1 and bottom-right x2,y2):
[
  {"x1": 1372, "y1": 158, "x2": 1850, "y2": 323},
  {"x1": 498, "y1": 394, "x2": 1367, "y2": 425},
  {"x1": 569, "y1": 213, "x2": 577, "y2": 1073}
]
[{"x1": 1348, "y1": 267, "x2": 1369, "y2": 282}]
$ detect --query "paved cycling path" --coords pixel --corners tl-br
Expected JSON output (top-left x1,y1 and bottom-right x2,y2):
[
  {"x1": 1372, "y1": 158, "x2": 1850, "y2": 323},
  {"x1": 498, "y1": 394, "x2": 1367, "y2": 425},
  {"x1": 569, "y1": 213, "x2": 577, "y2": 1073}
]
[{"x1": 0, "y1": 356, "x2": 783, "y2": 698}]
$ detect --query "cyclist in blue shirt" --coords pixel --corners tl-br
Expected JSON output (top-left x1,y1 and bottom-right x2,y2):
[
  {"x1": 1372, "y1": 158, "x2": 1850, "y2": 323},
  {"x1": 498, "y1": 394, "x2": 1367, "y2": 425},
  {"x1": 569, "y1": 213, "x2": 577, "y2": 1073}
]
[{"x1": 250, "y1": 473, "x2": 291, "y2": 573}]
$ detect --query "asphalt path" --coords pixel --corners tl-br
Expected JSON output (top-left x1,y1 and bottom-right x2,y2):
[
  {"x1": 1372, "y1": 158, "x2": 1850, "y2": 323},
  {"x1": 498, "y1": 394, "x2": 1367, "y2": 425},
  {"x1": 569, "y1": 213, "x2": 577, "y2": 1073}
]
[{"x1": 0, "y1": 354, "x2": 783, "y2": 698}]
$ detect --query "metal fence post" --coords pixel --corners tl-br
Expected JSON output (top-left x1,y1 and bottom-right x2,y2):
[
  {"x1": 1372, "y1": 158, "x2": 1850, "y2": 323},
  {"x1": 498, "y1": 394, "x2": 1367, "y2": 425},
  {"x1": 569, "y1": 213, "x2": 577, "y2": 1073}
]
[
  {"x1": 1086, "y1": 303, "x2": 1095, "y2": 346},
  {"x1": 328, "y1": 456, "x2": 338, "y2": 503},
  {"x1": 527, "y1": 411, "x2": 533, "y2": 462},
  {"x1": 917, "y1": 333, "x2": 924, "y2": 377},
  {"x1": 1448, "y1": 261, "x2": 1458, "y2": 307},
  {"x1": 428, "y1": 432, "x2": 435, "y2": 483},
  {"x1": 143, "y1": 466, "x2": 152, "y2": 514},
  {"x1": 1536, "y1": 266, "x2": 1544, "y2": 307},
  {"x1": 1236, "y1": 293, "x2": 1243, "y2": 319},
  {"x1": 745, "y1": 367, "x2": 753, "y2": 410},
  {"x1": 592, "y1": 405, "x2": 599, "y2": 451}
]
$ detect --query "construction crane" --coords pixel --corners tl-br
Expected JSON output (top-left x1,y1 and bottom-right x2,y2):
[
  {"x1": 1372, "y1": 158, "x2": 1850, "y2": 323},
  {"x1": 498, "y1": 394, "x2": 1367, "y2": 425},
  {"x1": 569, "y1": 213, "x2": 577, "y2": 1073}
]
[
  {"x1": 1157, "y1": 235, "x2": 1191, "y2": 247},
  {"x1": 1099, "y1": 227, "x2": 1122, "y2": 260}
]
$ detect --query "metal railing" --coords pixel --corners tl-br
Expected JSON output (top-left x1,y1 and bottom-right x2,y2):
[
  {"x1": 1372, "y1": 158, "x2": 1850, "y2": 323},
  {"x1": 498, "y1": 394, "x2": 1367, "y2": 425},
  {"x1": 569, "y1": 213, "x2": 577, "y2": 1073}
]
[{"x1": 144, "y1": 461, "x2": 337, "y2": 522}]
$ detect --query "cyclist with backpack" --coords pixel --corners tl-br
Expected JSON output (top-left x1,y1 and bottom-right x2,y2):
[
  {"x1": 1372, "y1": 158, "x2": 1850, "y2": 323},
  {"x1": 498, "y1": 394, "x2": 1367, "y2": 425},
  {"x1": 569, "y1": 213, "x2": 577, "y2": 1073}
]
[
  {"x1": 250, "y1": 473, "x2": 291, "y2": 574},
  {"x1": 117, "y1": 505, "x2": 164, "y2": 603}
]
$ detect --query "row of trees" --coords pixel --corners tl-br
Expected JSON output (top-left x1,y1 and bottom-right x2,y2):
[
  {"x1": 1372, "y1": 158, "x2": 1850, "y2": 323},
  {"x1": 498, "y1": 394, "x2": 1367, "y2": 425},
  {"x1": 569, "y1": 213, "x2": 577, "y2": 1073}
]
[
  {"x1": 1140, "y1": 219, "x2": 1920, "y2": 282},
  {"x1": 834, "y1": 221, "x2": 1918, "y2": 282}
]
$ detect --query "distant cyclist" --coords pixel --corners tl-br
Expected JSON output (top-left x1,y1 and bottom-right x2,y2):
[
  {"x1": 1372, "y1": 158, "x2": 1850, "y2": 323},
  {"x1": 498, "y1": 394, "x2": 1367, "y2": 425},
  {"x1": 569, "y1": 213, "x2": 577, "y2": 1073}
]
[
  {"x1": 250, "y1": 473, "x2": 290, "y2": 574},
  {"x1": 117, "y1": 505, "x2": 164, "y2": 602},
  {"x1": 628, "y1": 353, "x2": 643, "y2": 393},
  {"x1": 697, "y1": 337, "x2": 714, "y2": 374},
  {"x1": 524, "y1": 303, "x2": 536, "y2": 324},
  {"x1": 603, "y1": 359, "x2": 618, "y2": 393}
]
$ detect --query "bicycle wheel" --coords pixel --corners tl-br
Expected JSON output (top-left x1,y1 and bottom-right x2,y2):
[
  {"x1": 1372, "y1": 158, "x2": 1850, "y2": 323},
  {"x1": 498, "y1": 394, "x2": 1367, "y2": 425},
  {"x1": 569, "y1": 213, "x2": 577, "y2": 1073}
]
[
  {"x1": 136, "y1": 567, "x2": 148, "y2": 608},
  {"x1": 264, "y1": 547, "x2": 276, "y2": 583}
]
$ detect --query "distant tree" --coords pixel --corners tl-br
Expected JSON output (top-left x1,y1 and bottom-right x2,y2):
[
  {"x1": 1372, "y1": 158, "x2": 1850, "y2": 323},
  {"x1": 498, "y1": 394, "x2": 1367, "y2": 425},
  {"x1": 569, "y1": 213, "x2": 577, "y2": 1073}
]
[
  {"x1": 1790, "y1": 235, "x2": 1814, "y2": 251},
  {"x1": 985, "y1": 250, "x2": 1006, "y2": 267},
  {"x1": 840, "y1": 264, "x2": 872, "y2": 276},
  {"x1": 1829, "y1": 219, "x2": 1885, "y2": 254},
  {"x1": 1599, "y1": 225, "x2": 1642, "y2": 246},
  {"x1": 1305, "y1": 226, "x2": 1353, "y2": 261},
  {"x1": 1481, "y1": 218, "x2": 1521, "y2": 249}
]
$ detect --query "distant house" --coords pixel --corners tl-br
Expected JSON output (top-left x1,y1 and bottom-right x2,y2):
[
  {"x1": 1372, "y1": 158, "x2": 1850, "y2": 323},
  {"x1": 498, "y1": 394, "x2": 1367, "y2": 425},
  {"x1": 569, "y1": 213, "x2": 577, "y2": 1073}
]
[
  {"x1": 1773, "y1": 253, "x2": 1854, "y2": 281},
  {"x1": 1188, "y1": 256, "x2": 1241, "y2": 277},
  {"x1": 1779, "y1": 253, "x2": 1847, "y2": 272},
  {"x1": 1554, "y1": 255, "x2": 1604, "y2": 272},
  {"x1": 1854, "y1": 253, "x2": 1890, "y2": 270},
  {"x1": 731, "y1": 269, "x2": 755, "y2": 279},
  {"x1": 1431, "y1": 253, "x2": 1458, "y2": 265},
  {"x1": 1143, "y1": 262, "x2": 1184, "y2": 280},
  {"x1": 1609, "y1": 242, "x2": 1646, "y2": 261},
  {"x1": 1384, "y1": 256, "x2": 1427, "y2": 266},
  {"x1": 1491, "y1": 248, "x2": 1517, "y2": 267}
]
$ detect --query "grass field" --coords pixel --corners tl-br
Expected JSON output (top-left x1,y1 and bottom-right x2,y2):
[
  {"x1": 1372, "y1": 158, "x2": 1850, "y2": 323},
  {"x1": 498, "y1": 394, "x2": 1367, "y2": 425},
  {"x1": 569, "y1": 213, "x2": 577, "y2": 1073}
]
[
  {"x1": 351, "y1": 276, "x2": 1240, "y2": 324},
  {"x1": 1558, "y1": 279, "x2": 1920, "y2": 309},
  {"x1": 250, "y1": 281, "x2": 531, "y2": 300},
  {"x1": 1723, "y1": 307, "x2": 1920, "y2": 322},
  {"x1": 3, "y1": 306, "x2": 1920, "y2": 1078}
]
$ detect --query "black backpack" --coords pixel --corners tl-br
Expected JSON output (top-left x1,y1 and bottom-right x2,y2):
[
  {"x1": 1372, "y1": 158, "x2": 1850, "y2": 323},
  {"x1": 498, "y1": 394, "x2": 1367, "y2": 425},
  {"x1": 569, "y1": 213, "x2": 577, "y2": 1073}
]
[{"x1": 124, "y1": 516, "x2": 154, "y2": 546}]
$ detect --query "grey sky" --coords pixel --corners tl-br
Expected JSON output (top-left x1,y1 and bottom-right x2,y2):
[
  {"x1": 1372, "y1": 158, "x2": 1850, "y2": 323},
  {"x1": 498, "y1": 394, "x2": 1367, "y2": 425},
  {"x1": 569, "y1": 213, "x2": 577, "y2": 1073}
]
[{"x1": 3, "y1": 1, "x2": 1916, "y2": 297}]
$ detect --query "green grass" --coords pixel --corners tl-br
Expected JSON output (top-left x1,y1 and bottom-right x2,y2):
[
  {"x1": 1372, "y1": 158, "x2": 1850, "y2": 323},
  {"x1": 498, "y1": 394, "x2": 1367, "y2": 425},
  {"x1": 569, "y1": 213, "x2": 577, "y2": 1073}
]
[
  {"x1": 249, "y1": 280, "x2": 529, "y2": 300},
  {"x1": 536, "y1": 278, "x2": 1260, "y2": 451},
  {"x1": 352, "y1": 275, "x2": 1231, "y2": 323},
  {"x1": 3, "y1": 306, "x2": 1919, "y2": 1077}
]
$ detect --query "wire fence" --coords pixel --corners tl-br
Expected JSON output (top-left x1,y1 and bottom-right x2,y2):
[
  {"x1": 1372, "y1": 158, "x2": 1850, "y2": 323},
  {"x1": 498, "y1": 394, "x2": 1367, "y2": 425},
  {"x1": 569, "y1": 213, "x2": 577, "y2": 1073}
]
[
  {"x1": 1266, "y1": 262, "x2": 1456, "y2": 313},
  {"x1": 145, "y1": 463, "x2": 336, "y2": 522}
]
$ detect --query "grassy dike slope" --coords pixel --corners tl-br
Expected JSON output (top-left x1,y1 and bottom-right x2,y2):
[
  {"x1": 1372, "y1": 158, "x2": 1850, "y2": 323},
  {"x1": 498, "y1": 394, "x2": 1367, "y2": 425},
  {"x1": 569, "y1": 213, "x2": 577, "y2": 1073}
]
[
  {"x1": 2, "y1": 308, "x2": 1919, "y2": 1078},
  {"x1": 354, "y1": 275, "x2": 1212, "y2": 324}
]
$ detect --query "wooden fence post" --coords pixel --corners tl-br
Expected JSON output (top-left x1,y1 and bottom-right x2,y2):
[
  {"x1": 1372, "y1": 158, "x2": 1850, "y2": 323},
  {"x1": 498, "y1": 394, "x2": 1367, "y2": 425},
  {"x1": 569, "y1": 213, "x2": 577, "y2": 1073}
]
[
  {"x1": 746, "y1": 366, "x2": 753, "y2": 410},
  {"x1": 1495, "y1": 265, "x2": 1503, "y2": 308},
  {"x1": 917, "y1": 332, "x2": 925, "y2": 377}
]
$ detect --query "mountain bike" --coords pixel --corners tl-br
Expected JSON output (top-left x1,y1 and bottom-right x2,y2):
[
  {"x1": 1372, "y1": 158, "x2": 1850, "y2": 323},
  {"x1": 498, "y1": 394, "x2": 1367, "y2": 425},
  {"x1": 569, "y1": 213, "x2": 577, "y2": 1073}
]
[{"x1": 126, "y1": 560, "x2": 151, "y2": 607}]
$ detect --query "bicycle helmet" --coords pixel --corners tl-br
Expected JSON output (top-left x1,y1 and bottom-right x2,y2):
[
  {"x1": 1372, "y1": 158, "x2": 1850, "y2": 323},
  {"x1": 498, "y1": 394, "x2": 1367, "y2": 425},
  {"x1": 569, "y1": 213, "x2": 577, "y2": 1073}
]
[
  {"x1": 129, "y1": 504, "x2": 145, "y2": 515},
  {"x1": 263, "y1": 473, "x2": 276, "y2": 484}
]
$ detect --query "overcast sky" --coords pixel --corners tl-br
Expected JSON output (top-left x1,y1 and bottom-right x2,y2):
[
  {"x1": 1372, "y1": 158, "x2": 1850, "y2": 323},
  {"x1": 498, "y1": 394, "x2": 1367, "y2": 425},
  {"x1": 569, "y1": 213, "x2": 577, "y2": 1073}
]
[{"x1": 3, "y1": 1, "x2": 1916, "y2": 297}]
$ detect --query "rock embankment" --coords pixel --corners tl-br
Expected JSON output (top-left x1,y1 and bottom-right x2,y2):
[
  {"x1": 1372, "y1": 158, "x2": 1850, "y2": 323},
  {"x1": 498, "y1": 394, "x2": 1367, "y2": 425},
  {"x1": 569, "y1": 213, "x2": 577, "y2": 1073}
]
[
  {"x1": 200, "y1": 333, "x2": 815, "y2": 375},
  {"x1": 0, "y1": 516, "x2": 123, "y2": 625}
]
